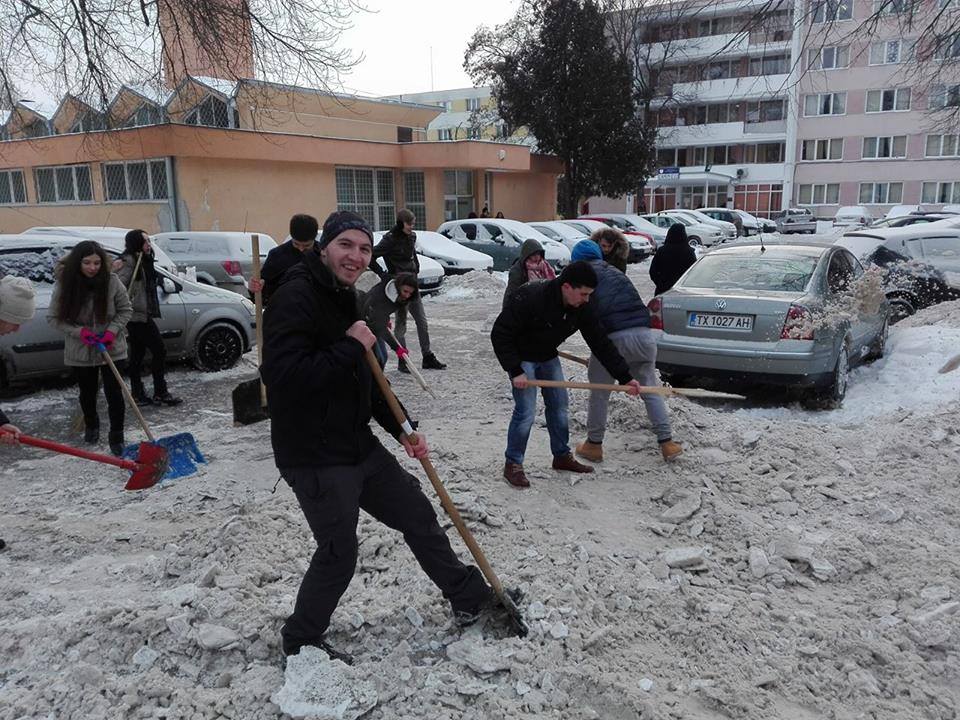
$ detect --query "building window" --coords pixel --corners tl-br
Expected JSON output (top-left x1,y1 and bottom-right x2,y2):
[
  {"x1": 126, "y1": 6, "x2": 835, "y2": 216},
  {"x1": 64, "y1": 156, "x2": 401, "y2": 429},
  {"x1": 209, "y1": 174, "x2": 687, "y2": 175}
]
[
  {"x1": 748, "y1": 54, "x2": 790, "y2": 76},
  {"x1": 801, "y1": 138, "x2": 844, "y2": 160},
  {"x1": 34, "y1": 165, "x2": 93, "y2": 204},
  {"x1": 69, "y1": 113, "x2": 106, "y2": 134},
  {"x1": 443, "y1": 170, "x2": 474, "y2": 221},
  {"x1": 873, "y1": 0, "x2": 917, "y2": 14},
  {"x1": 22, "y1": 119, "x2": 51, "y2": 138},
  {"x1": 467, "y1": 126, "x2": 482, "y2": 139},
  {"x1": 335, "y1": 167, "x2": 394, "y2": 231},
  {"x1": 402, "y1": 171, "x2": 427, "y2": 230},
  {"x1": 733, "y1": 184, "x2": 783, "y2": 219},
  {"x1": 745, "y1": 99, "x2": 786, "y2": 123},
  {"x1": 934, "y1": 33, "x2": 960, "y2": 59},
  {"x1": 811, "y1": 0, "x2": 853, "y2": 23},
  {"x1": 859, "y1": 182, "x2": 903, "y2": 203},
  {"x1": 868, "y1": 39, "x2": 914, "y2": 65},
  {"x1": 184, "y1": 95, "x2": 231, "y2": 128},
  {"x1": 438, "y1": 128, "x2": 454, "y2": 141},
  {"x1": 921, "y1": 181, "x2": 960, "y2": 203},
  {"x1": 865, "y1": 88, "x2": 911, "y2": 112},
  {"x1": 102, "y1": 159, "x2": 169, "y2": 202},
  {"x1": 797, "y1": 183, "x2": 841, "y2": 205},
  {"x1": 803, "y1": 92, "x2": 846, "y2": 116},
  {"x1": 807, "y1": 45, "x2": 850, "y2": 69},
  {"x1": 123, "y1": 104, "x2": 165, "y2": 128},
  {"x1": 925, "y1": 134, "x2": 960, "y2": 157},
  {"x1": 397, "y1": 126, "x2": 413, "y2": 143},
  {"x1": 930, "y1": 84, "x2": 960, "y2": 109},
  {"x1": 862, "y1": 135, "x2": 908, "y2": 159},
  {"x1": 0, "y1": 169, "x2": 27, "y2": 205},
  {"x1": 466, "y1": 97, "x2": 482, "y2": 111}
]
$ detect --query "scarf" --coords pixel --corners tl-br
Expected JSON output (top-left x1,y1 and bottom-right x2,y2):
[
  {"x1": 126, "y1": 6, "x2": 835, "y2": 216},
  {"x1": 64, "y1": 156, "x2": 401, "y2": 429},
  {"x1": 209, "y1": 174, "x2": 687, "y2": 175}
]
[{"x1": 525, "y1": 258, "x2": 556, "y2": 283}]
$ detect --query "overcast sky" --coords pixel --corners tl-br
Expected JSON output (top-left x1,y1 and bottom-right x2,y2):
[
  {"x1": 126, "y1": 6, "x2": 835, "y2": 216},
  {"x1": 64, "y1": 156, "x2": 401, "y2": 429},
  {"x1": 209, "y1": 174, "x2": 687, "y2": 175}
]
[{"x1": 338, "y1": 0, "x2": 520, "y2": 97}]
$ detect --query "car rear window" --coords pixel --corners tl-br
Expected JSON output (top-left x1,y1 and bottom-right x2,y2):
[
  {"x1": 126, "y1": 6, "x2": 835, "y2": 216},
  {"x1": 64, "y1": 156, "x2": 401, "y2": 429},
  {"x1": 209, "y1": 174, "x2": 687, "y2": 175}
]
[
  {"x1": 681, "y1": 254, "x2": 818, "y2": 292},
  {"x1": 0, "y1": 247, "x2": 67, "y2": 284}
]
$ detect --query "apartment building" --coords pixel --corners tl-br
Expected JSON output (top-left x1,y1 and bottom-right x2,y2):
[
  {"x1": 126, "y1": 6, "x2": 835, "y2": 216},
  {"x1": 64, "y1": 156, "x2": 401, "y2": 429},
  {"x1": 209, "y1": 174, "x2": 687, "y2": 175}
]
[{"x1": 793, "y1": 0, "x2": 960, "y2": 216}]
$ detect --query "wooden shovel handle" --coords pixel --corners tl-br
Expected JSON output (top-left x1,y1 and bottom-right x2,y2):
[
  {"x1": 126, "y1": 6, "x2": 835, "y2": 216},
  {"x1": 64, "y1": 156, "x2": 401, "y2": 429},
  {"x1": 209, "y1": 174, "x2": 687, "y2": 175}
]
[
  {"x1": 251, "y1": 234, "x2": 266, "y2": 408},
  {"x1": 557, "y1": 350, "x2": 589, "y2": 366},
  {"x1": 526, "y1": 378, "x2": 672, "y2": 396},
  {"x1": 100, "y1": 348, "x2": 155, "y2": 442},
  {"x1": 364, "y1": 349, "x2": 505, "y2": 598}
]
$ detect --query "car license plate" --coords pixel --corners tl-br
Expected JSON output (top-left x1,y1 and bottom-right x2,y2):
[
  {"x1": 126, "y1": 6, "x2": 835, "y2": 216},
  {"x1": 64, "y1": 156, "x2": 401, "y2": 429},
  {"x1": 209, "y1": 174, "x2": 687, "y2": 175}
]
[{"x1": 687, "y1": 312, "x2": 753, "y2": 331}]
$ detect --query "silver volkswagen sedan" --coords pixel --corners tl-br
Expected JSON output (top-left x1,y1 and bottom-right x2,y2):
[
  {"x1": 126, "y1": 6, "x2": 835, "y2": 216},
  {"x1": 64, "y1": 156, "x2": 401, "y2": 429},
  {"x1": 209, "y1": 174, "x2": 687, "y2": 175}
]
[
  {"x1": 649, "y1": 243, "x2": 889, "y2": 407},
  {"x1": 0, "y1": 235, "x2": 258, "y2": 387}
]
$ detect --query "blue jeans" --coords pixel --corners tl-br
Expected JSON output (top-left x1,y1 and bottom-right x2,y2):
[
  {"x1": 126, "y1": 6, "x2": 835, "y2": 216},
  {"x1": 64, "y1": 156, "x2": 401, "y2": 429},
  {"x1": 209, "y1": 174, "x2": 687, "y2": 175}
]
[{"x1": 505, "y1": 358, "x2": 570, "y2": 465}]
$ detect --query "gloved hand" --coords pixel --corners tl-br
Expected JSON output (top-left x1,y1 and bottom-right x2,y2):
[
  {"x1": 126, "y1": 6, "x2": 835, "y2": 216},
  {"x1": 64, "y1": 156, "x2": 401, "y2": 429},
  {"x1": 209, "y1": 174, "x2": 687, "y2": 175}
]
[
  {"x1": 396, "y1": 346, "x2": 409, "y2": 360},
  {"x1": 80, "y1": 328, "x2": 99, "y2": 347},
  {"x1": 99, "y1": 330, "x2": 116, "y2": 349}
]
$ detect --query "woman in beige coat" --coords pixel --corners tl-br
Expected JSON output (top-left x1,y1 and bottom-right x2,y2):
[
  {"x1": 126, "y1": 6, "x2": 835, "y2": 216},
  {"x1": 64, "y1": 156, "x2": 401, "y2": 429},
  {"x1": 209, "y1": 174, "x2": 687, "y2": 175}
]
[{"x1": 48, "y1": 241, "x2": 132, "y2": 456}]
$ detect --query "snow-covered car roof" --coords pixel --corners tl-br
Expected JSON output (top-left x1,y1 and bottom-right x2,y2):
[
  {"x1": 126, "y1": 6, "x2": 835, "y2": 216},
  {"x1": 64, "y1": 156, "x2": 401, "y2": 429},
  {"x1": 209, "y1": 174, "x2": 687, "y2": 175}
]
[{"x1": 8, "y1": 232, "x2": 177, "y2": 271}]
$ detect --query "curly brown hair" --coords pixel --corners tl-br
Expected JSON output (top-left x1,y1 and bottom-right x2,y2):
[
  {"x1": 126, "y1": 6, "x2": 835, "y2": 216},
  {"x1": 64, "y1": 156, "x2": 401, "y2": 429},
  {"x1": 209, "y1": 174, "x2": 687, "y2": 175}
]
[{"x1": 590, "y1": 227, "x2": 629, "y2": 263}]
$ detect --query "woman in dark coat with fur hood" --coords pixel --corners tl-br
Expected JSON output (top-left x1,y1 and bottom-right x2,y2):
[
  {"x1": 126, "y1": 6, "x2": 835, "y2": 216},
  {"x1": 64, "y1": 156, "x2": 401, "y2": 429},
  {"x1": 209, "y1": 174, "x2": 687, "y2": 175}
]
[{"x1": 649, "y1": 223, "x2": 697, "y2": 296}]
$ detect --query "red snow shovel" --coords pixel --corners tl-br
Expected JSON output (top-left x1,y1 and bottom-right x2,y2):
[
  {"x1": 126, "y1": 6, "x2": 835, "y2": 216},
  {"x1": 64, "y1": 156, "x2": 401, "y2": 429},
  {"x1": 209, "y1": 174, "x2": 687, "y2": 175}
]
[{"x1": 2, "y1": 431, "x2": 167, "y2": 490}]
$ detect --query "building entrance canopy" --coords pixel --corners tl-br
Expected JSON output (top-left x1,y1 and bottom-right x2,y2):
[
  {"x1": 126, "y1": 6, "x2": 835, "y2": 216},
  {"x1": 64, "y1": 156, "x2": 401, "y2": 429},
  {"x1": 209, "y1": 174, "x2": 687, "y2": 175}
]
[{"x1": 646, "y1": 169, "x2": 737, "y2": 188}]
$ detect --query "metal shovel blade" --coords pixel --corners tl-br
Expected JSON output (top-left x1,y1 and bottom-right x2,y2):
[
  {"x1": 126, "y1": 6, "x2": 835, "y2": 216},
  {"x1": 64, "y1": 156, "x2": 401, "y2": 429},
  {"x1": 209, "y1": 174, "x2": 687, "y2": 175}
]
[
  {"x1": 501, "y1": 587, "x2": 529, "y2": 637},
  {"x1": 121, "y1": 432, "x2": 205, "y2": 482},
  {"x1": 125, "y1": 442, "x2": 170, "y2": 490},
  {"x1": 232, "y1": 377, "x2": 270, "y2": 425}
]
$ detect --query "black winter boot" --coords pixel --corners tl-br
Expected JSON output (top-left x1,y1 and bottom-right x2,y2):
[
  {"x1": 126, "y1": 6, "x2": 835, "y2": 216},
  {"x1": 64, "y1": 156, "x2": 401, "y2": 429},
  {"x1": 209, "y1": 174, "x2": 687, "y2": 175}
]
[{"x1": 422, "y1": 353, "x2": 446, "y2": 370}]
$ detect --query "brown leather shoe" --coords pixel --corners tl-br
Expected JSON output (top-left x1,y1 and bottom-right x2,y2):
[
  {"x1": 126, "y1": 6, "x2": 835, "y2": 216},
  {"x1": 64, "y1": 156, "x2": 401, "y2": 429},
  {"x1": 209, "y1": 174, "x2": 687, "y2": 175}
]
[
  {"x1": 503, "y1": 463, "x2": 530, "y2": 488},
  {"x1": 575, "y1": 440, "x2": 603, "y2": 463},
  {"x1": 552, "y1": 453, "x2": 594, "y2": 473},
  {"x1": 660, "y1": 440, "x2": 683, "y2": 461}
]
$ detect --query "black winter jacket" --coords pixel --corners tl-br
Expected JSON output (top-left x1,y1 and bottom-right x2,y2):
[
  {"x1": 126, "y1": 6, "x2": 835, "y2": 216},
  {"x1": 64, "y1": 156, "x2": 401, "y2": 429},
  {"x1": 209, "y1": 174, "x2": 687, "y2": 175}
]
[
  {"x1": 360, "y1": 279, "x2": 412, "y2": 352},
  {"x1": 260, "y1": 251, "x2": 406, "y2": 469},
  {"x1": 491, "y1": 278, "x2": 633, "y2": 383},
  {"x1": 260, "y1": 240, "x2": 320, "y2": 304},
  {"x1": 584, "y1": 259, "x2": 651, "y2": 333},
  {"x1": 649, "y1": 225, "x2": 697, "y2": 296},
  {"x1": 0, "y1": 406, "x2": 9, "y2": 425},
  {"x1": 371, "y1": 228, "x2": 420, "y2": 278}
]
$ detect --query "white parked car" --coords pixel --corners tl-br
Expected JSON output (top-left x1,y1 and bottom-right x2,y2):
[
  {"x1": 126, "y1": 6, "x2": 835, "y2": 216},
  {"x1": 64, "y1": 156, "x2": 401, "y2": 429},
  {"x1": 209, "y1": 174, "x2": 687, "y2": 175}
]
[
  {"x1": 648, "y1": 212, "x2": 725, "y2": 247},
  {"x1": 436, "y1": 218, "x2": 570, "y2": 271},
  {"x1": 577, "y1": 213, "x2": 667, "y2": 244},
  {"x1": 557, "y1": 218, "x2": 611, "y2": 238},
  {"x1": 528, "y1": 221, "x2": 589, "y2": 251},
  {"x1": 381, "y1": 230, "x2": 493, "y2": 274},
  {"x1": 665, "y1": 209, "x2": 738, "y2": 240},
  {"x1": 833, "y1": 206, "x2": 875, "y2": 228},
  {"x1": 370, "y1": 233, "x2": 445, "y2": 293}
]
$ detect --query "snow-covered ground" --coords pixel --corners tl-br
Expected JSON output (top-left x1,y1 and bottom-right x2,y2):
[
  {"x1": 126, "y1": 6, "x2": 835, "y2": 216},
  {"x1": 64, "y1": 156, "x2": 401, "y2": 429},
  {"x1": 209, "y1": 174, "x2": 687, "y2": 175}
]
[{"x1": 1, "y1": 265, "x2": 958, "y2": 720}]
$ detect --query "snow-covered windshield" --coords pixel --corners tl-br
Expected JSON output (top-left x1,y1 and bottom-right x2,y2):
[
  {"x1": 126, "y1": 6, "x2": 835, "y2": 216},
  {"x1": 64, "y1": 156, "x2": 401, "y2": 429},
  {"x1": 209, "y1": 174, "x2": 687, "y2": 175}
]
[
  {"x1": 682, "y1": 253, "x2": 818, "y2": 292},
  {"x1": 0, "y1": 248, "x2": 67, "y2": 284}
]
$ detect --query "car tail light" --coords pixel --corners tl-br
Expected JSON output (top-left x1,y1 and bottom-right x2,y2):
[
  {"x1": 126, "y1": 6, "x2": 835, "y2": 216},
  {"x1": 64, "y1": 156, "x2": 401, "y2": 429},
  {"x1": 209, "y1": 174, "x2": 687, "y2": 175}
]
[
  {"x1": 648, "y1": 297, "x2": 663, "y2": 330},
  {"x1": 780, "y1": 304, "x2": 814, "y2": 340},
  {"x1": 221, "y1": 260, "x2": 242, "y2": 276}
]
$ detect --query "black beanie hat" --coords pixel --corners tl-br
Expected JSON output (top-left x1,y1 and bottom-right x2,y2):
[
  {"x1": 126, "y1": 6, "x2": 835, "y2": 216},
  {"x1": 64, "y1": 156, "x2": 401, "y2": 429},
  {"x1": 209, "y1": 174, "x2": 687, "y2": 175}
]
[{"x1": 319, "y1": 210, "x2": 374, "y2": 248}]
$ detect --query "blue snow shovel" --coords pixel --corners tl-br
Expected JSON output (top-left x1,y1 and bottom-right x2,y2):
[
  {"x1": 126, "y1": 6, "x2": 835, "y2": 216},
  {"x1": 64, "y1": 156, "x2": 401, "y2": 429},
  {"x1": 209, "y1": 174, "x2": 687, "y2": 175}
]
[{"x1": 97, "y1": 343, "x2": 204, "y2": 481}]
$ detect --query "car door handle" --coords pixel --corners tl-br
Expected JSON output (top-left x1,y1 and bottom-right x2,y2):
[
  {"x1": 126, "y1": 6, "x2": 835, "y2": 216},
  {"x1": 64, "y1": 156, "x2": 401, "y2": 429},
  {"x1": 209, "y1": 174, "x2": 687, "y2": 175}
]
[{"x1": 192, "y1": 309, "x2": 200, "y2": 315}]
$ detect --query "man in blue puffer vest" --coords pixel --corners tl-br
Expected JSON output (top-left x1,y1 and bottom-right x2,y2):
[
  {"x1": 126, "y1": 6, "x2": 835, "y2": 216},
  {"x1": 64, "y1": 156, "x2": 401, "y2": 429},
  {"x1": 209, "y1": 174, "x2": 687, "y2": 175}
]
[{"x1": 570, "y1": 237, "x2": 683, "y2": 463}]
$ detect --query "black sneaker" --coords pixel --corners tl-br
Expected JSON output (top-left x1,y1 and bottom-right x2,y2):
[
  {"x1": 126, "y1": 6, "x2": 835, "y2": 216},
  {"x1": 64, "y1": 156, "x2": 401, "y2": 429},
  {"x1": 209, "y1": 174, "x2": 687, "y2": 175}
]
[
  {"x1": 132, "y1": 393, "x2": 154, "y2": 407},
  {"x1": 84, "y1": 425, "x2": 100, "y2": 444},
  {"x1": 397, "y1": 359, "x2": 411, "y2": 374},
  {"x1": 153, "y1": 392, "x2": 183, "y2": 406},
  {"x1": 109, "y1": 442, "x2": 124, "y2": 457},
  {"x1": 283, "y1": 639, "x2": 353, "y2": 665},
  {"x1": 422, "y1": 353, "x2": 446, "y2": 370}
]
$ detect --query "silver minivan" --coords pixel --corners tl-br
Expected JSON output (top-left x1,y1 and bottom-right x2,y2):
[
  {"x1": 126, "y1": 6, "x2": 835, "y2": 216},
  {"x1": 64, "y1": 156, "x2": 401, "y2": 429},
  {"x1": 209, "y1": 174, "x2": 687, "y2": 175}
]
[
  {"x1": 151, "y1": 231, "x2": 278, "y2": 295},
  {"x1": 0, "y1": 235, "x2": 257, "y2": 386}
]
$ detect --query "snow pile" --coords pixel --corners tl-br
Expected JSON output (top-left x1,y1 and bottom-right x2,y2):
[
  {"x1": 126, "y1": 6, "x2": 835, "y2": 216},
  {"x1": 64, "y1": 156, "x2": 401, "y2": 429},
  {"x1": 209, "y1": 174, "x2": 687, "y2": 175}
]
[
  {"x1": 272, "y1": 647, "x2": 377, "y2": 719},
  {"x1": 900, "y1": 298, "x2": 960, "y2": 328},
  {"x1": 434, "y1": 270, "x2": 506, "y2": 300}
]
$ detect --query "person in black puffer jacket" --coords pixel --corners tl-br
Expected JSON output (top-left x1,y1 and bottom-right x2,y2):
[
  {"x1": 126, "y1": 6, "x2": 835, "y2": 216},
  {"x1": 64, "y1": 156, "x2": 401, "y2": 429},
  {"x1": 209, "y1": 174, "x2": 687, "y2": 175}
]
[
  {"x1": 568, "y1": 240, "x2": 682, "y2": 463},
  {"x1": 649, "y1": 222, "x2": 697, "y2": 296},
  {"x1": 250, "y1": 214, "x2": 321, "y2": 305},
  {"x1": 261, "y1": 211, "x2": 492, "y2": 665},
  {"x1": 371, "y1": 208, "x2": 446, "y2": 372}
]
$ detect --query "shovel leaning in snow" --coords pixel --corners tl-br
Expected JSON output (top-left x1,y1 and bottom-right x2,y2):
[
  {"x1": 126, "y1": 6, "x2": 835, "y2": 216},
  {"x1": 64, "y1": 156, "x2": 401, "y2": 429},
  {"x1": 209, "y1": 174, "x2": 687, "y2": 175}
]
[
  {"x1": 387, "y1": 329, "x2": 437, "y2": 399},
  {"x1": 2, "y1": 431, "x2": 167, "y2": 490},
  {"x1": 232, "y1": 234, "x2": 270, "y2": 425},
  {"x1": 525, "y1": 378, "x2": 747, "y2": 400},
  {"x1": 98, "y1": 344, "x2": 205, "y2": 480},
  {"x1": 364, "y1": 349, "x2": 528, "y2": 637}
]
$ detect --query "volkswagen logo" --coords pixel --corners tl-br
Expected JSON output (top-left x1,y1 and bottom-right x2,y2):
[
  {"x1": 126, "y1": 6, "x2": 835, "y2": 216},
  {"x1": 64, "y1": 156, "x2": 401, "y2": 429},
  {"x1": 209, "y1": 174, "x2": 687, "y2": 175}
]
[{"x1": 716, "y1": 299, "x2": 727, "y2": 310}]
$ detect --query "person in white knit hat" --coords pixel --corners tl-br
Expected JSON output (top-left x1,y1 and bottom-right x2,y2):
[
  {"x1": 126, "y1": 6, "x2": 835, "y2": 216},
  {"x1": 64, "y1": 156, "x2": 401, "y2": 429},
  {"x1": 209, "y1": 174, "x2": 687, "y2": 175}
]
[{"x1": 0, "y1": 275, "x2": 37, "y2": 445}]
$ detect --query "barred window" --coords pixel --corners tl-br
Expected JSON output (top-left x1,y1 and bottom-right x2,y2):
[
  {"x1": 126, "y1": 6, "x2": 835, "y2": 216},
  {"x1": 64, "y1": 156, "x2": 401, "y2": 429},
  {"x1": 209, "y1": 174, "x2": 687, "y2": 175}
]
[
  {"x1": 34, "y1": 165, "x2": 93, "y2": 203},
  {"x1": 184, "y1": 95, "x2": 231, "y2": 128},
  {"x1": 102, "y1": 159, "x2": 169, "y2": 201},
  {"x1": 335, "y1": 167, "x2": 395, "y2": 231},
  {"x1": 0, "y1": 170, "x2": 27, "y2": 204},
  {"x1": 69, "y1": 113, "x2": 106, "y2": 133},
  {"x1": 123, "y1": 104, "x2": 165, "y2": 128},
  {"x1": 403, "y1": 172, "x2": 427, "y2": 230}
]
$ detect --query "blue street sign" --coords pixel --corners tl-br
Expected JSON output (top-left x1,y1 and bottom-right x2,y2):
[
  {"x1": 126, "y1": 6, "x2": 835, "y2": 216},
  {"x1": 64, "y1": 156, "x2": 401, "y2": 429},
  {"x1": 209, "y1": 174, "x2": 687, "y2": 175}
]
[{"x1": 658, "y1": 167, "x2": 680, "y2": 175}]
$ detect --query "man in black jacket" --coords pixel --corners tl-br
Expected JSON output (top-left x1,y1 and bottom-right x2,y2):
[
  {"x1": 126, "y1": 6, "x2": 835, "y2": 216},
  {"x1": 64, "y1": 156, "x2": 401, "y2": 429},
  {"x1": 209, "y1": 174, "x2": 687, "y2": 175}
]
[
  {"x1": 261, "y1": 211, "x2": 492, "y2": 663},
  {"x1": 249, "y1": 214, "x2": 320, "y2": 304},
  {"x1": 361, "y1": 272, "x2": 419, "y2": 368},
  {"x1": 490, "y1": 261, "x2": 642, "y2": 488},
  {"x1": 372, "y1": 208, "x2": 446, "y2": 373}
]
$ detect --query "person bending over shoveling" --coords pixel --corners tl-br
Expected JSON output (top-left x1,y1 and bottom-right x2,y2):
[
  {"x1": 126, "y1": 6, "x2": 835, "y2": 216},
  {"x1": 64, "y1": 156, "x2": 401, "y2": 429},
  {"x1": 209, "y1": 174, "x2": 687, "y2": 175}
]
[
  {"x1": 261, "y1": 211, "x2": 494, "y2": 664},
  {"x1": 361, "y1": 271, "x2": 420, "y2": 369},
  {"x1": 490, "y1": 260, "x2": 641, "y2": 488}
]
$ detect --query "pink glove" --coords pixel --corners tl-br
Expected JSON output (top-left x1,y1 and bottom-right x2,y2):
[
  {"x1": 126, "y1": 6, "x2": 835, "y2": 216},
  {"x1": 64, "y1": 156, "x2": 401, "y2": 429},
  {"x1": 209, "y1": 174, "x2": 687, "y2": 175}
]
[
  {"x1": 99, "y1": 330, "x2": 116, "y2": 348},
  {"x1": 396, "y1": 346, "x2": 409, "y2": 360},
  {"x1": 80, "y1": 328, "x2": 99, "y2": 347}
]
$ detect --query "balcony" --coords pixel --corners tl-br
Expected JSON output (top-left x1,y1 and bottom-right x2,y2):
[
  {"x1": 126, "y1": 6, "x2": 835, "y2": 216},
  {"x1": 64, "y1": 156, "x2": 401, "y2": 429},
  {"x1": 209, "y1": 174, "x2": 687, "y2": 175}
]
[
  {"x1": 743, "y1": 119, "x2": 787, "y2": 134},
  {"x1": 671, "y1": 74, "x2": 791, "y2": 103},
  {"x1": 657, "y1": 120, "x2": 787, "y2": 146}
]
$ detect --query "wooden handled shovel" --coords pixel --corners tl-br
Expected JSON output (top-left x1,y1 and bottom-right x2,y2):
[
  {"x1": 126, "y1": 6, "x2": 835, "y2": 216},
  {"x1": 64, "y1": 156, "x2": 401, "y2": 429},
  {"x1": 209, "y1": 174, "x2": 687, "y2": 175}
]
[
  {"x1": 231, "y1": 234, "x2": 270, "y2": 425},
  {"x1": 557, "y1": 350, "x2": 589, "y2": 367},
  {"x1": 386, "y1": 329, "x2": 437, "y2": 399},
  {"x1": 364, "y1": 348, "x2": 527, "y2": 637},
  {"x1": 524, "y1": 378, "x2": 747, "y2": 400}
]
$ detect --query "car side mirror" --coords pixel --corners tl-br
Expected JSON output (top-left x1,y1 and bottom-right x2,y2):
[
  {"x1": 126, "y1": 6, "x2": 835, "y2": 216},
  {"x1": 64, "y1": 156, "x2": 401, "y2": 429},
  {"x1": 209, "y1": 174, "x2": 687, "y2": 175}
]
[{"x1": 162, "y1": 277, "x2": 179, "y2": 294}]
